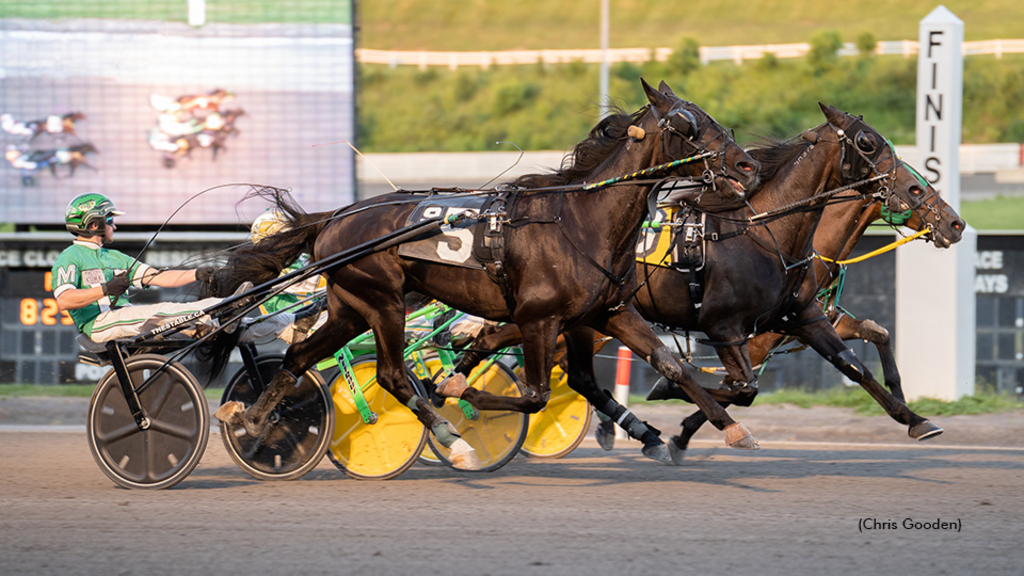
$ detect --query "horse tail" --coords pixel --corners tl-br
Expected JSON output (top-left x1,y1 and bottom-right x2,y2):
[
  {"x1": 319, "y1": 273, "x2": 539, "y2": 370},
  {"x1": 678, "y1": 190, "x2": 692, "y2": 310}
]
[{"x1": 206, "y1": 187, "x2": 334, "y2": 297}]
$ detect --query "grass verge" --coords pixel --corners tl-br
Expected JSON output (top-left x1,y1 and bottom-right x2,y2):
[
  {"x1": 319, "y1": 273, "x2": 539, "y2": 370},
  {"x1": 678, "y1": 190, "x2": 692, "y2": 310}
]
[
  {"x1": 632, "y1": 386, "x2": 1023, "y2": 417},
  {"x1": 960, "y1": 196, "x2": 1024, "y2": 231}
]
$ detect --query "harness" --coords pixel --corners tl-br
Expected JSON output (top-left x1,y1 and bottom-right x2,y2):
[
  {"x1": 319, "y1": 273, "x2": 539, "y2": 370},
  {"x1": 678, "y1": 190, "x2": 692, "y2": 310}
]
[
  {"x1": 469, "y1": 101, "x2": 743, "y2": 315},
  {"x1": 643, "y1": 114, "x2": 913, "y2": 349}
]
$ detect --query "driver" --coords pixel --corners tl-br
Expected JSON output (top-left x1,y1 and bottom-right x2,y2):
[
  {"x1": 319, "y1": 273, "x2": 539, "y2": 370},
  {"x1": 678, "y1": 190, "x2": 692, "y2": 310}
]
[{"x1": 51, "y1": 193, "x2": 318, "y2": 343}]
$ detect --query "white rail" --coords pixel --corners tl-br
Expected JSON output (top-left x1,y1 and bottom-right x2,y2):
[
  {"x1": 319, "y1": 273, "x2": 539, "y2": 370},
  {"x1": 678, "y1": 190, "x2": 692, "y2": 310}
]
[
  {"x1": 357, "y1": 39, "x2": 1024, "y2": 69},
  {"x1": 357, "y1": 144, "x2": 1024, "y2": 186}
]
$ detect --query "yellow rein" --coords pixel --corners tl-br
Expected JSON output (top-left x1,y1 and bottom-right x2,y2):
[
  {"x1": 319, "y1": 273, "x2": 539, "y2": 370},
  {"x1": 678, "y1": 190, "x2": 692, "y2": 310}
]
[{"x1": 816, "y1": 226, "x2": 932, "y2": 265}]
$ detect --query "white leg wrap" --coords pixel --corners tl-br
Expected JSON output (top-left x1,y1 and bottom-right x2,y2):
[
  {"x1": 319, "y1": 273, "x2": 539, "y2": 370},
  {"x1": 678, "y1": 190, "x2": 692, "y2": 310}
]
[{"x1": 447, "y1": 438, "x2": 481, "y2": 471}]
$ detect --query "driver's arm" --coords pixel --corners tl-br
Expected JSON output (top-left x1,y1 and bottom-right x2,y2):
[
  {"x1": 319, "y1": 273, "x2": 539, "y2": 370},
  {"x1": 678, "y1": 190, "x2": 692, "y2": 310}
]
[{"x1": 55, "y1": 285, "x2": 107, "y2": 311}]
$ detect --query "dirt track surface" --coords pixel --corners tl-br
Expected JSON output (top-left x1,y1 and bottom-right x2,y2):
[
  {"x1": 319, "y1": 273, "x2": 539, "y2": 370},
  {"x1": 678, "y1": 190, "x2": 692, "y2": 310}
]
[{"x1": 2, "y1": 398, "x2": 1023, "y2": 575}]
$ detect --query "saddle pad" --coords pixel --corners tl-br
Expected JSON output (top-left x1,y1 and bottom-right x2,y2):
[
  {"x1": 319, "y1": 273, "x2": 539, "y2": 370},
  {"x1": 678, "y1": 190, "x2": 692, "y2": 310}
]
[
  {"x1": 635, "y1": 206, "x2": 706, "y2": 271},
  {"x1": 397, "y1": 195, "x2": 489, "y2": 270},
  {"x1": 636, "y1": 207, "x2": 676, "y2": 267}
]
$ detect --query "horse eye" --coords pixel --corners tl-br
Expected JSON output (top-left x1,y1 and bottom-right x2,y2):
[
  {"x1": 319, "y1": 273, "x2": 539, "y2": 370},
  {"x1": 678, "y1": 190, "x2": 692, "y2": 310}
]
[{"x1": 855, "y1": 131, "x2": 877, "y2": 154}]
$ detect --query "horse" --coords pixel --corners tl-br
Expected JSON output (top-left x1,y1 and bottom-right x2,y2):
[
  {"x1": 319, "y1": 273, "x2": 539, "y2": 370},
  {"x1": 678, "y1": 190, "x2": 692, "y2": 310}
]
[
  {"x1": 642, "y1": 134, "x2": 963, "y2": 458},
  {"x1": 149, "y1": 89, "x2": 233, "y2": 115},
  {"x1": 456, "y1": 101, "x2": 965, "y2": 463},
  {"x1": 208, "y1": 109, "x2": 245, "y2": 160},
  {"x1": 208, "y1": 79, "x2": 762, "y2": 468},
  {"x1": 1, "y1": 112, "x2": 85, "y2": 141},
  {"x1": 7, "y1": 142, "x2": 98, "y2": 185},
  {"x1": 154, "y1": 110, "x2": 243, "y2": 167}
]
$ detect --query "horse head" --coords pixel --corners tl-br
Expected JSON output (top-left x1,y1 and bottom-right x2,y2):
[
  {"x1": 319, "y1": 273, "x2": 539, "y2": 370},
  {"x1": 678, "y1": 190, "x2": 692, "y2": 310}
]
[
  {"x1": 639, "y1": 78, "x2": 760, "y2": 200},
  {"x1": 816, "y1": 103, "x2": 965, "y2": 248}
]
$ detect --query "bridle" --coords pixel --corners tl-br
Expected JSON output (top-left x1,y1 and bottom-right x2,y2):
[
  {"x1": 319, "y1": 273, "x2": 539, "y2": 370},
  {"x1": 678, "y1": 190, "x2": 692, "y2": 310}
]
[
  {"x1": 646, "y1": 99, "x2": 738, "y2": 197},
  {"x1": 833, "y1": 116, "x2": 946, "y2": 233}
]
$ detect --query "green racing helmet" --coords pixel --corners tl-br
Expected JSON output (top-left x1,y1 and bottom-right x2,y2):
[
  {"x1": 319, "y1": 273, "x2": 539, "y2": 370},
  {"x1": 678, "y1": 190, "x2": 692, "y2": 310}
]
[{"x1": 64, "y1": 193, "x2": 125, "y2": 236}]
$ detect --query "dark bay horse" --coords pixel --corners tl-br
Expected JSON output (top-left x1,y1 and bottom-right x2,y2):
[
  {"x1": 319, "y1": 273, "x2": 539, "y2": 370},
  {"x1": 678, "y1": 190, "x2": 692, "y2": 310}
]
[
  {"x1": 631, "y1": 103, "x2": 964, "y2": 461},
  {"x1": 210, "y1": 79, "x2": 761, "y2": 467},
  {"x1": 459, "y1": 102, "x2": 965, "y2": 462},
  {"x1": 728, "y1": 158, "x2": 961, "y2": 396},
  {"x1": 645, "y1": 137, "x2": 964, "y2": 458}
]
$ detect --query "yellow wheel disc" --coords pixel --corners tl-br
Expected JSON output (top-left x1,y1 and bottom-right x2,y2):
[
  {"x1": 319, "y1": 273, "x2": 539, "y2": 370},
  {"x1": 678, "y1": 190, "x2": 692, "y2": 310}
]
[
  {"x1": 327, "y1": 355, "x2": 427, "y2": 480},
  {"x1": 425, "y1": 357, "x2": 528, "y2": 472},
  {"x1": 521, "y1": 366, "x2": 593, "y2": 459}
]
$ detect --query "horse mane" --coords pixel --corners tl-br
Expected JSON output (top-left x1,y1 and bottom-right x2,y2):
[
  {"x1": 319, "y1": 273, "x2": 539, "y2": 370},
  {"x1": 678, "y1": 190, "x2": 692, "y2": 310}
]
[
  {"x1": 510, "y1": 107, "x2": 645, "y2": 189},
  {"x1": 745, "y1": 136, "x2": 809, "y2": 187}
]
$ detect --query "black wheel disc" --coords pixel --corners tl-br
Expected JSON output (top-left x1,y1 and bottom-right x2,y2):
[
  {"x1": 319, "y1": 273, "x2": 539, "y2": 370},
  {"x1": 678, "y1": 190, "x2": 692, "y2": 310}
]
[
  {"x1": 87, "y1": 354, "x2": 209, "y2": 490},
  {"x1": 220, "y1": 354, "x2": 333, "y2": 481}
]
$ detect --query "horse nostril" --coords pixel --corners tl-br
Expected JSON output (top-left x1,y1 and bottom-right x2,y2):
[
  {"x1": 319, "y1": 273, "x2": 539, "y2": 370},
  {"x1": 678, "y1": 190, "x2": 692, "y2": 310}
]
[{"x1": 736, "y1": 160, "x2": 759, "y2": 175}]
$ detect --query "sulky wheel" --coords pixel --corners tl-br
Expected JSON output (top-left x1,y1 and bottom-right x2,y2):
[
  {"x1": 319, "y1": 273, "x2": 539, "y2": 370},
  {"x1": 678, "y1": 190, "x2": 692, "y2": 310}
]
[
  {"x1": 86, "y1": 354, "x2": 209, "y2": 490},
  {"x1": 220, "y1": 354, "x2": 333, "y2": 481},
  {"x1": 520, "y1": 366, "x2": 593, "y2": 459},
  {"x1": 425, "y1": 357, "x2": 529, "y2": 472},
  {"x1": 327, "y1": 355, "x2": 428, "y2": 480}
]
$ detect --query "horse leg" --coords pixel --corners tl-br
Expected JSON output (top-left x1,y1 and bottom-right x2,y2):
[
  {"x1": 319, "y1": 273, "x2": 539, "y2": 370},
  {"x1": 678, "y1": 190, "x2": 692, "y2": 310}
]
[
  {"x1": 439, "y1": 321, "x2": 549, "y2": 414},
  {"x1": 366, "y1": 301, "x2": 480, "y2": 469},
  {"x1": 652, "y1": 341, "x2": 759, "y2": 463},
  {"x1": 597, "y1": 308, "x2": 758, "y2": 449},
  {"x1": 833, "y1": 314, "x2": 905, "y2": 402},
  {"x1": 452, "y1": 323, "x2": 621, "y2": 448},
  {"x1": 560, "y1": 326, "x2": 670, "y2": 462},
  {"x1": 452, "y1": 322, "x2": 523, "y2": 380},
  {"x1": 215, "y1": 295, "x2": 367, "y2": 435},
  {"x1": 792, "y1": 318, "x2": 942, "y2": 441},
  {"x1": 451, "y1": 315, "x2": 561, "y2": 413}
]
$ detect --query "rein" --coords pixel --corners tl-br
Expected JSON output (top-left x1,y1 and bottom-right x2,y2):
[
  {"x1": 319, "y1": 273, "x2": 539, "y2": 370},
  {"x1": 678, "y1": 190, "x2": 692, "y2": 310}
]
[
  {"x1": 815, "y1": 225, "x2": 932, "y2": 265},
  {"x1": 747, "y1": 173, "x2": 888, "y2": 223},
  {"x1": 582, "y1": 152, "x2": 715, "y2": 191}
]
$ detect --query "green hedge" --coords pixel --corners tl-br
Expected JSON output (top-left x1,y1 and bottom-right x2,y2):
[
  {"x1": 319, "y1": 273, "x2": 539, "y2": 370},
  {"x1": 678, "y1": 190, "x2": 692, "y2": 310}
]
[{"x1": 358, "y1": 53, "x2": 1024, "y2": 152}]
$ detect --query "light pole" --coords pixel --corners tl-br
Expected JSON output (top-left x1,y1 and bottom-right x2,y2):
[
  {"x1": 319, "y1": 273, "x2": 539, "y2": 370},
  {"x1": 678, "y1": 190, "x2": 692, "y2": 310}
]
[{"x1": 599, "y1": 0, "x2": 610, "y2": 117}]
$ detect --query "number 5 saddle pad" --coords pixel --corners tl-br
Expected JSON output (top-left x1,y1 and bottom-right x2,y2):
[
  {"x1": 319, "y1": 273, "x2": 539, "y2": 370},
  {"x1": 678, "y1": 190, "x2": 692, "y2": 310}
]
[{"x1": 397, "y1": 194, "x2": 497, "y2": 270}]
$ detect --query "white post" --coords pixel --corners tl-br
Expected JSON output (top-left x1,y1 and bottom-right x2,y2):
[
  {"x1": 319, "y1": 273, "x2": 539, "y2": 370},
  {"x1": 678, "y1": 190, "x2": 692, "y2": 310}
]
[
  {"x1": 895, "y1": 6, "x2": 976, "y2": 401},
  {"x1": 188, "y1": 0, "x2": 206, "y2": 27}
]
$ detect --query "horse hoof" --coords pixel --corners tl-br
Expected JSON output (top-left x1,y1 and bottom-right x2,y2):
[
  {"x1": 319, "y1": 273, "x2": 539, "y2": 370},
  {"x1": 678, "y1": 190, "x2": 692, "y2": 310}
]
[
  {"x1": 642, "y1": 442, "x2": 672, "y2": 463},
  {"x1": 909, "y1": 420, "x2": 944, "y2": 441},
  {"x1": 434, "y1": 372, "x2": 469, "y2": 399},
  {"x1": 595, "y1": 420, "x2": 615, "y2": 451},
  {"x1": 646, "y1": 377, "x2": 676, "y2": 401},
  {"x1": 214, "y1": 401, "x2": 245, "y2": 424},
  {"x1": 724, "y1": 422, "x2": 760, "y2": 450},
  {"x1": 447, "y1": 438, "x2": 481, "y2": 471},
  {"x1": 668, "y1": 440, "x2": 687, "y2": 465},
  {"x1": 214, "y1": 401, "x2": 264, "y2": 437}
]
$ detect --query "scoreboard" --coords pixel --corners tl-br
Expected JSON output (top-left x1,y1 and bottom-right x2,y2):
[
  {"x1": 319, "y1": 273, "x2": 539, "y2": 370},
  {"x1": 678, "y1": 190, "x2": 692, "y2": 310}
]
[{"x1": 0, "y1": 269, "x2": 80, "y2": 385}]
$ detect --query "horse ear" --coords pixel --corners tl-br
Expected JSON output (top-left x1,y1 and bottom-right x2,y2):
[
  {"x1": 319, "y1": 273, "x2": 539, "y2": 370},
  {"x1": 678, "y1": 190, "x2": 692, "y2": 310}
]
[
  {"x1": 642, "y1": 78, "x2": 673, "y2": 113},
  {"x1": 818, "y1": 102, "x2": 845, "y2": 125},
  {"x1": 657, "y1": 80, "x2": 678, "y2": 98}
]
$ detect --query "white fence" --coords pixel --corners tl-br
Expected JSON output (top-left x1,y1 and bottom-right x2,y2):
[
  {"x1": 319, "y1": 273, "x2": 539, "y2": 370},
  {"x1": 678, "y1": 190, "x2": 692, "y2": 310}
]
[
  {"x1": 358, "y1": 144, "x2": 1024, "y2": 186},
  {"x1": 357, "y1": 39, "x2": 1024, "y2": 70}
]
